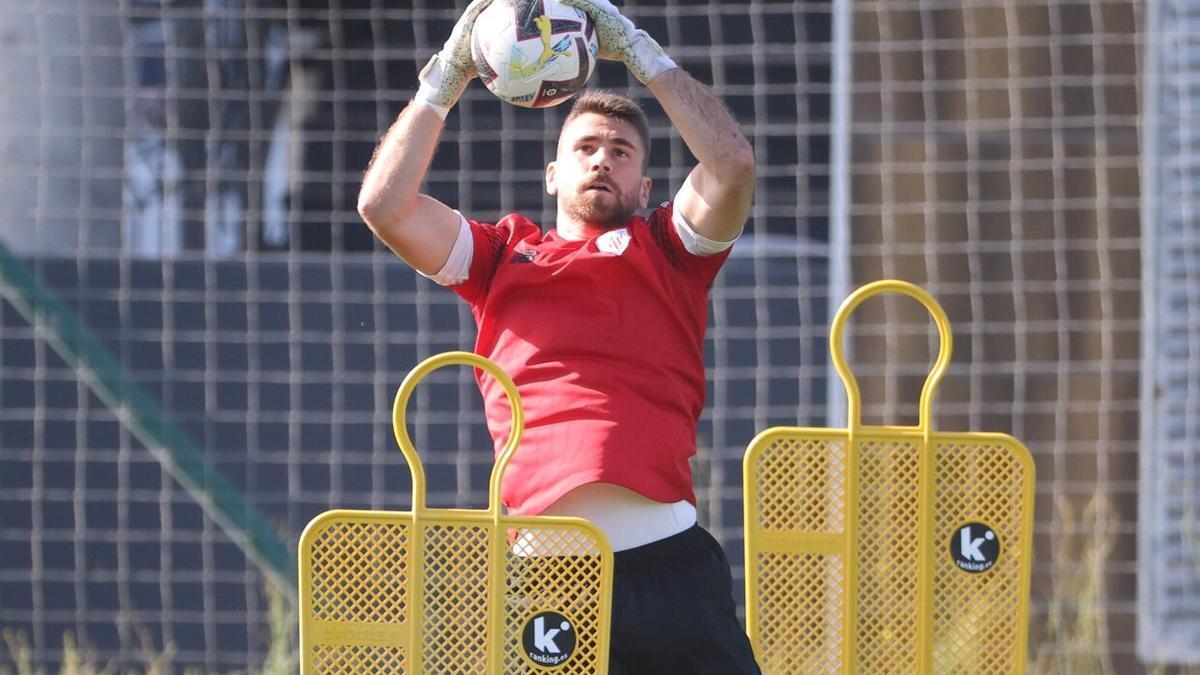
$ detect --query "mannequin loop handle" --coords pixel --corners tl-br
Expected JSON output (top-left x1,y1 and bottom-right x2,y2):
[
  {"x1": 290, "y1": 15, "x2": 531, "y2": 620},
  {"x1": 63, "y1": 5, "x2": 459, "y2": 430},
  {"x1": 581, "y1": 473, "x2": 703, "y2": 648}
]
[
  {"x1": 392, "y1": 351, "x2": 523, "y2": 515},
  {"x1": 829, "y1": 280, "x2": 953, "y2": 432}
]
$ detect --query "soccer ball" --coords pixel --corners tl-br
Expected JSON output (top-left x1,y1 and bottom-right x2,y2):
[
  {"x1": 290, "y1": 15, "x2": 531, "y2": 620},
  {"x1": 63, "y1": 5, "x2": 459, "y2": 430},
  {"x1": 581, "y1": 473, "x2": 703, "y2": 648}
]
[{"x1": 471, "y1": 0, "x2": 598, "y2": 108}]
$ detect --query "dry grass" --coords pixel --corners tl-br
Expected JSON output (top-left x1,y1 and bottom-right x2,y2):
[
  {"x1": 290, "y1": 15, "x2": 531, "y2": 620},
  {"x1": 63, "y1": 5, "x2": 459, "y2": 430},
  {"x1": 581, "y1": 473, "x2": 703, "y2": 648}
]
[
  {"x1": 1028, "y1": 495, "x2": 1116, "y2": 675},
  {"x1": 1028, "y1": 495, "x2": 1200, "y2": 675},
  {"x1": 0, "y1": 586, "x2": 295, "y2": 675}
]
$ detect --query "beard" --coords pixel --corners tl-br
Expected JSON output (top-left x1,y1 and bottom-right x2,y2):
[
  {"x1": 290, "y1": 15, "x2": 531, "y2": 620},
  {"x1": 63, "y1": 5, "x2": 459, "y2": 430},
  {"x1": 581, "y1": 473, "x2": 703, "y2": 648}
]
[{"x1": 561, "y1": 183, "x2": 640, "y2": 231}]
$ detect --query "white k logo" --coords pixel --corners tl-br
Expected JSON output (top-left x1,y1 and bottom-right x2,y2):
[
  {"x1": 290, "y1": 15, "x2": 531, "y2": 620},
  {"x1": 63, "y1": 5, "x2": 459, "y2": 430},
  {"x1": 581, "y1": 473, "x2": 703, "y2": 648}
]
[
  {"x1": 959, "y1": 527, "x2": 986, "y2": 561},
  {"x1": 533, "y1": 617, "x2": 562, "y2": 653}
]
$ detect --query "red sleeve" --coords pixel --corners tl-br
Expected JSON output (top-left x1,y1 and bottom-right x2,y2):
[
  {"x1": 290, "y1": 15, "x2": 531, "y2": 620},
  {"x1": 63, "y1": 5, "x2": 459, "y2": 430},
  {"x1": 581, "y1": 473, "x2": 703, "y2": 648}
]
[
  {"x1": 645, "y1": 202, "x2": 732, "y2": 288},
  {"x1": 449, "y1": 214, "x2": 542, "y2": 306}
]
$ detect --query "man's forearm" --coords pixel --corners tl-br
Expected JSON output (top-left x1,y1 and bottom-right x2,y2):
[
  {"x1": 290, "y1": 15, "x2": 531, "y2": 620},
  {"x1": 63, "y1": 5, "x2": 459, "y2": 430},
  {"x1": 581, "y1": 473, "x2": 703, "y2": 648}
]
[
  {"x1": 647, "y1": 69, "x2": 754, "y2": 182},
  {"x1": 357, "y1": 101, "x2": 445, "y2": 226},
  {"x1": 646, "y1": 68, "x2": 754, "y2": 242}
]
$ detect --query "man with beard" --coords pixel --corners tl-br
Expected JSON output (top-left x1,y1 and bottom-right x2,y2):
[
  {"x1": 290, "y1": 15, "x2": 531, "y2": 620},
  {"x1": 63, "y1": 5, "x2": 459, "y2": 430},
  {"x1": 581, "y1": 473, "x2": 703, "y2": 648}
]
[{"x1": 357, "y1": 1, "x2": 758, "y2": 671}]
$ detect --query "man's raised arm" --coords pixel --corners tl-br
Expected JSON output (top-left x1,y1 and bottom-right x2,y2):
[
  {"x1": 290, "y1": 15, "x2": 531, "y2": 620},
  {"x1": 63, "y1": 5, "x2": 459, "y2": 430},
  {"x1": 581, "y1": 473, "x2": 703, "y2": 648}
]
[
  {"x1": 648, "y1": 70, "x2": 755, "y2": 243},
  {"x1": 561, "y1": 0, "x2": 755, "y2": 243},
  {"x1": 357, "y1": 0, "x2": 492, "y2": 274}
]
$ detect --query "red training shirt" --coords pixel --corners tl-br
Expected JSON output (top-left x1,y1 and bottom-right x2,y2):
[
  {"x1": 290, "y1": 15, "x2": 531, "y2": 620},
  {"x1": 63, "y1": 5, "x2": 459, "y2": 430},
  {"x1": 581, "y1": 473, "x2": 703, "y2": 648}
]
[{"x1": 449, "y1": 202, "x2": 730, "y2": 515}]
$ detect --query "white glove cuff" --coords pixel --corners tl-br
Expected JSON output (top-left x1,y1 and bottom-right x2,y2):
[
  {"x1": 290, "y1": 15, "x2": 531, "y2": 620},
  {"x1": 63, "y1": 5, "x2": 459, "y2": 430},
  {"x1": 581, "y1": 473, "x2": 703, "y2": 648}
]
[
  {"x1": 414, "y1": 54, "x2": 464, "y2": 117},
  {"x1": 413, "y1": 86, "x2": 451, "y2": 120},
  {"x1": 629, "y1": 30, "x2": 677, "y2": 84}
]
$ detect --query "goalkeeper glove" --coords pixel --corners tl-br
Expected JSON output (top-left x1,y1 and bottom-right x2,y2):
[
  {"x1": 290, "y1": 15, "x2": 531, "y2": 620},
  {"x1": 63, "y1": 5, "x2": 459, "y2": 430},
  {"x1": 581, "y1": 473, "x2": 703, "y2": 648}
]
[
  {"x1": 559, "y1": 0, "x2": 677, "y2": 84},
  {"x1": 414, "y1": 0, "x2": 492, "y2": 118}
]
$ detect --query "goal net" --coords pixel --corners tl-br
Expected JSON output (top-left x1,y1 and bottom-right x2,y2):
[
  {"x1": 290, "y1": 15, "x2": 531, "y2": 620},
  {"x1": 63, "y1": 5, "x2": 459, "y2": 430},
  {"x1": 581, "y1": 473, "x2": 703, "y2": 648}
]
[{"x1": 0, "y1": 0, "x2": 1185, "y2": 672}]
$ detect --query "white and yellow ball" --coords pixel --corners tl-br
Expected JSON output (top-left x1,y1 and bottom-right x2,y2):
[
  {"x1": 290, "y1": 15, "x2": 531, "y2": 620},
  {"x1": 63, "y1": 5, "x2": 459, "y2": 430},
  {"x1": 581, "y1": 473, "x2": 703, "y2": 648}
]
[{"x1": 471, "y1": 0, "x2": 599, "y2": 108}]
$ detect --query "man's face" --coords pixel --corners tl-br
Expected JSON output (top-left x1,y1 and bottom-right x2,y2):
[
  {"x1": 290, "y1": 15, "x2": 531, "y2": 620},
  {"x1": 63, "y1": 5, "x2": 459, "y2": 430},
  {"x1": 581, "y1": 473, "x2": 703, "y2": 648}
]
[{"x1": 546, "y1": 112, "x2": 651, "y2": 231}]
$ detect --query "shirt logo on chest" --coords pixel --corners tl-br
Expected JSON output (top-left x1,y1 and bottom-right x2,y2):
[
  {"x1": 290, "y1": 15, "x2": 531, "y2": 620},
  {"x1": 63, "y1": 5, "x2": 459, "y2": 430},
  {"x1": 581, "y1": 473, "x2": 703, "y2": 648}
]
[
  {"x1": 510, "y1": 249, "x2": 537, "y2": 264},
  {"x1": 595, "y1": 228, "x2": 631, "y2": 255}
]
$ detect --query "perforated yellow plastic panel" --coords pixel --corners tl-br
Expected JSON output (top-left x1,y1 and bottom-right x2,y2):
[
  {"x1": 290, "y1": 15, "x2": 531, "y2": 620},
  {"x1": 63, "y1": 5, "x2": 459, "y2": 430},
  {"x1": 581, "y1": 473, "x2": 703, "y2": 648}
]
[
  {"x1": 299, "y1": 352, "x2": 613, "y2": 674},
  {"x1": 744, "y1": 281, "x2": 1035, "y2": 674}
]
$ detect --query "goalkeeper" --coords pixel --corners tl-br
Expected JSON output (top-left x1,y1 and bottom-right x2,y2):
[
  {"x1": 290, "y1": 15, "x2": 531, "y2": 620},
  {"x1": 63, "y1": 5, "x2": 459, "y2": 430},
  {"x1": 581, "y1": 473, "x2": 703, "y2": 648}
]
[{"x1": 358, "y1": 1, "x2": 759, "y2": 671}]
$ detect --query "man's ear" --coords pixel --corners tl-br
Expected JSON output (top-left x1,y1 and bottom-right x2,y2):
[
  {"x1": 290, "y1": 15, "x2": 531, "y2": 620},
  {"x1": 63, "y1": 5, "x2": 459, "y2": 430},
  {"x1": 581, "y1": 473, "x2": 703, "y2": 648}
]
[
  {"x1": 639, "y1": 175, "x2": 652, "y2": 208},
  {"x1": 545, "y1": 162, "x2": 558, "y2": 196}
]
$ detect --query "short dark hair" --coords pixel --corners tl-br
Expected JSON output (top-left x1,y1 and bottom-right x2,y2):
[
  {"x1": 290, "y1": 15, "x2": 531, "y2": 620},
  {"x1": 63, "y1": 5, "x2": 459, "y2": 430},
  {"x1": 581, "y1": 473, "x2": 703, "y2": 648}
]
[{"x1": 561, "y1": 90, "x2": 652, "y2": 170}]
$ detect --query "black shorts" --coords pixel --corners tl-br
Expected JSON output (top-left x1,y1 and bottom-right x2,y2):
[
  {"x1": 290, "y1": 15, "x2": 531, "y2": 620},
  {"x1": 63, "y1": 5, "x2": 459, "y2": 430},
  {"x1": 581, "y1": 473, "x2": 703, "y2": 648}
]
[{"x1": 607, "y1": 525, "x2": 762, "y2": 675}]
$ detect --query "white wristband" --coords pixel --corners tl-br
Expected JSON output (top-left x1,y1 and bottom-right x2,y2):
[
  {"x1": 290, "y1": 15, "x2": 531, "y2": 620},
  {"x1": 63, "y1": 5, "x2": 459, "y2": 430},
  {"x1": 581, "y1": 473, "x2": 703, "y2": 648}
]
[
  {"x1": 413, "y1": 53, "x2": 463, "y2": 119},
  {"x1": 629, "y1": 30, "x2": 677, "y2": 84},
  {"x1": 413, "y1": 91, "x2": 451, "y2": 120}
]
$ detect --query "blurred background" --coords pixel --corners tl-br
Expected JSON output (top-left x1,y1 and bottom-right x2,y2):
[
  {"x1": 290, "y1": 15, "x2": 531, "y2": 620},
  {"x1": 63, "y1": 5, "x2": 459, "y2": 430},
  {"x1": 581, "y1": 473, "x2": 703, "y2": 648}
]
[{"x1": 0, "y1": 0, "x2": 1194, "y2": 672}]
